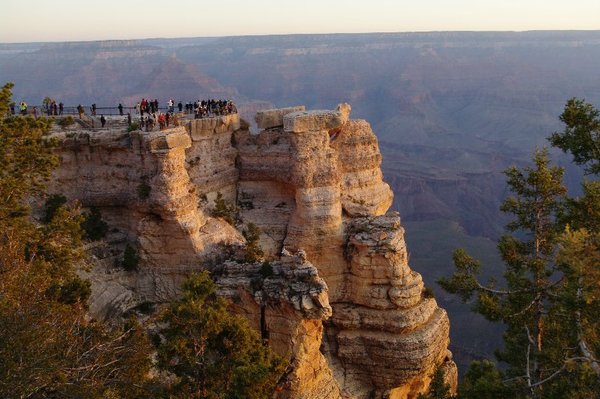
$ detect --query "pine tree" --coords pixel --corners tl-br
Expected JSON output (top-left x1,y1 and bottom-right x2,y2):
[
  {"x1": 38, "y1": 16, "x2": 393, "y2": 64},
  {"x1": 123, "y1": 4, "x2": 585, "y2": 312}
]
[
  {"x1": 441, "y1": 99, "x2": 600, "y2": 398},
  {"x1": 417, "y1": 367, "x2": 452, "y2": 399},
  {"x1": 155, "y1": 271, "x2": 285, "y2": 399},
  {"x1": 0, "y1": 82, "x2": 153, "y2": 398},
  {"x1": 549, "y1": 98, "x2": 600, "y2": 175}
]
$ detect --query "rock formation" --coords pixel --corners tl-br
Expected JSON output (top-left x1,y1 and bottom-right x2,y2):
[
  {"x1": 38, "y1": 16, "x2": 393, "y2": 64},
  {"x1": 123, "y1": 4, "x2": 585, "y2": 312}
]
[{"x1": 47, "y1": 105, "x2": 456, "y2": 398}]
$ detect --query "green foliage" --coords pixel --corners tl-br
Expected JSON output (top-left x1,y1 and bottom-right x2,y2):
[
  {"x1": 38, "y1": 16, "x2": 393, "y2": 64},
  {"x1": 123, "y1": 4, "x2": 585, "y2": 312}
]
[
  {"x1": 46, "y1": 275, "x2": 92, "y2": 306},
  {"x1": 457, "y1": 360, "x2": 517, "y2": 399},
  {"x1": 0, "y1": 82, "x2": 13, "y2": 116},
  {"x1": 0, "y1": 83, "x2": 58, "y2": 228},
  {"x1": 137, "y1": 181, "x2": 151, "y2": 199},
  {"x1": 42, "y1": 96, "x2": 55, "y2": 107},
  {"x1": 122, "y1": 244, "x2": 139, "y2": 272},
  {"x1": 438, "y1": 248, "x2": 481, "y2": 302},
  {"x1": 549, "y1": 98, "x2": 600, "y2": 174},
  {"x1": 442, "y1": 103, "x2": 600, "y2": 397},
  {"x1": 417, "y1": 366, "x2": 452, "y2": 399},
  {"x1": 57, "y1": 115, "x2": 74, "y2": 128},
  {"x1": 563, "y1": 179, "x2": 600, "y2": 232},
  {"x1": 127, "y1": 121, "x2": 140, "y2": 132},
  {"x1": 243, "y1": 222, "x2": 264, "y2": 263},
  {"x1": 82, "y1": 206, "x2": 109, "y2": 240},
  {"x1": 260, "y1": 261, "x2": 274, "y2": 278},
  {"x1": 0, "y1": 82, "x2": 153, "y2": 398},
  {"x1": 422, "y1": 286, "x2": 436, "y2": 299},
  {"x1": 213, "y1": 191, "x2": 236, "y2": 225},
  {"x1": 43, "y1": 193, "x2": 67, "y2": 223},
  {"x1": 155, "y1": 271, "x2": 285, "y2": 399},
  {"x1": 500, "y1": 148, "x2": 566, "y2": 250}
]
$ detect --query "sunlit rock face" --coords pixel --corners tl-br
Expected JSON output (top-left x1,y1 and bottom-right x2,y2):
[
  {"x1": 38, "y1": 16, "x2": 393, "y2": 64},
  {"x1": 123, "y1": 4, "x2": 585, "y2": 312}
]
[{"x1": 49, "y1": 104, "x2": 454, "y2": 398}]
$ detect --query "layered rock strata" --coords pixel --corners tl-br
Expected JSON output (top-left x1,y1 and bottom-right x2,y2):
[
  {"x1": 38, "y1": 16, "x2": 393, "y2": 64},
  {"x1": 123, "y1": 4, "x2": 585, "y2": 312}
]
[
  {"x1": 213, "y1": 252, "x2": 340, "y2": 399},
  {"x1": 48, "y1": 105, "x2": 455, "y2": 398},
  {"x1": 331, "y1": 214, "x2": 456, "y2": 398}
]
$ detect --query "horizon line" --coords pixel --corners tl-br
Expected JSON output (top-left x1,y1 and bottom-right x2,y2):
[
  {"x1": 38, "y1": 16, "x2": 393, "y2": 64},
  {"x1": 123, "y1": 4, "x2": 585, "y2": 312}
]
[{"x1": 2, "y1": 28, "x2": 600, "y2": 46}]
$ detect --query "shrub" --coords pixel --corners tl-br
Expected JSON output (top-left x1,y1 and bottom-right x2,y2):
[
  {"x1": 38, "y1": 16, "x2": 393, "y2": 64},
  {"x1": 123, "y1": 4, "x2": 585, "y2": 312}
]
[
  {"x1": 243, "y1": 223, "x2": 264, "y2": 263},
  {"x1": 127, "y1": 121, "x2": 140, "y2": 132},
  {"x1": 122, "y1": 244, "x2": 139, "y2": 272},
  {"x1": 422, "y1": 286, "x2": 435, "y2": 299},
  {"x1": 213, "y1": 192, "x2": 236, "y2": 225},
  {"x1": 260, "y1": 261, "x2": 274, "y2": 278},
  {"x1": 82, "y1": 206, "x2": 108, "y2": 241},
  {"x1": 46, "y1": 276, "x2": 92, "y2": 306},
  {"x1": 137, "y1": 182, "x2": 151, "y2": 200},
  {"x1": 155, "y1": 272, "x2": 285, "y2": 398},
  {"x1": 43, "y1": 194, "x2": 67, "y2": 223},
  {"x1": 57, "y1": 116, "x2": 74, "y2": 128}
]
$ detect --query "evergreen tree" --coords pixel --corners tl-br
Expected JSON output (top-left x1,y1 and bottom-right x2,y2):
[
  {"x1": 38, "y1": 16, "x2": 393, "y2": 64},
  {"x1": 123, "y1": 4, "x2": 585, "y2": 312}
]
[
  {"x1": 441, "y1": 99, "x2": 600, "y2": 398},
  {"x1": 457, "y1": 360, "x2": 517, "y2": 399},
  {"x1": 155, "y1": 271, "x2": 285, "y2": 399},
  {"x1": 0, "y1": 82, "x2": 153, "y2": 398},
  {"x1": 549, "y1": 98, "x2": 600, "y2": 175},
  {"x1": 417, "y1": 367, "x2": 453, "y2": 399}
]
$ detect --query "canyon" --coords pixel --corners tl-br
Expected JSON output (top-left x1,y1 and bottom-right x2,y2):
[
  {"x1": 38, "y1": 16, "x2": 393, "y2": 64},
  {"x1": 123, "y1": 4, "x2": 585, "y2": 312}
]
[{"x1": 46, "y1": 106, "x2": 457, "y2": 398}]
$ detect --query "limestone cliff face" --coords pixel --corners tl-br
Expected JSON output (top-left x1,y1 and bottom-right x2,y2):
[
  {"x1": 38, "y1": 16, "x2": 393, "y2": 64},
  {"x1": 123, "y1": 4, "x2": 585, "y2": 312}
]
[
  {"x1": 48, "y1": 105, "x2": 455, "y2": 398},
  {"x1": 213, "y1": 253, "x2": 340, "y2": 399}
]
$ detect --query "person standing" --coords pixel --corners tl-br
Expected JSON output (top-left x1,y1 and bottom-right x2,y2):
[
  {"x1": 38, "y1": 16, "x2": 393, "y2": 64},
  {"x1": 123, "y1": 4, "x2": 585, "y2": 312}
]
[
  {"x1": 127, "y1": 112, "x2": 132, "y2": 126},
  {"x1": 118, "y1": 103, "x2": 124, "y2": 116},
  {"x1": 100, "y1": 115, "x2": 106, "y2": 128},
  {"x1": 58, "y1": 102, "x2": 64, "y2": 115}
]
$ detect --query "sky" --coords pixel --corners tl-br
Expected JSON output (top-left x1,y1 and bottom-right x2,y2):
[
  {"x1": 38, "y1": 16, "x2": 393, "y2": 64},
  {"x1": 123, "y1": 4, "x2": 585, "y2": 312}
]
[{"x1": 2, "y1": 0, "x2": 600, "y2": 43}]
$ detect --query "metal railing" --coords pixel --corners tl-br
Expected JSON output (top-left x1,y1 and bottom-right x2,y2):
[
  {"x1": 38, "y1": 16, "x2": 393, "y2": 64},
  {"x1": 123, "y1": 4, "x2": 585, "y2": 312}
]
[{"x1": 10, "y1": 105, "x2": 236, "y2": 117}]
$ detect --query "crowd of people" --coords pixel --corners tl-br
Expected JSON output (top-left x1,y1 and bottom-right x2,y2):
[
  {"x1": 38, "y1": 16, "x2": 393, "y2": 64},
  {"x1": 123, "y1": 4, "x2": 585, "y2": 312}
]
[
  {"x1": 138, "y1": 111, "x2": 180, "y2": 132},
  {"x1": 183, "y1": 99, "x2": 238, "y2": 118},
  {"x1": 8, "y1": 97, "x2": 238, "y2": 132}
]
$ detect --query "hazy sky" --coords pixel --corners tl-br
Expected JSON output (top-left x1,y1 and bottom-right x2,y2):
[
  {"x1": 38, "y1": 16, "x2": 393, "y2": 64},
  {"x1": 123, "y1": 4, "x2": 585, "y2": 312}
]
[{"x1": 3, "y1": 0, "x2": 600, "y2": 43}]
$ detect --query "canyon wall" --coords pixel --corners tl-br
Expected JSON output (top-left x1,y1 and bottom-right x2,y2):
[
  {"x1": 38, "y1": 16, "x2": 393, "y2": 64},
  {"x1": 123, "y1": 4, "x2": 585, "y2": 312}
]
[{"x1": 48, "y1": 106, "x2": 456, "y2": 398}]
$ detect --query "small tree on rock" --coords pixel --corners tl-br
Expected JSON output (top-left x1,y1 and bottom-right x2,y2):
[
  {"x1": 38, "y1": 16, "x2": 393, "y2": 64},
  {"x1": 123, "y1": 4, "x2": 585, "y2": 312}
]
[{"x1": 155, "y1": 271, "x2": 285, "y2": 399}]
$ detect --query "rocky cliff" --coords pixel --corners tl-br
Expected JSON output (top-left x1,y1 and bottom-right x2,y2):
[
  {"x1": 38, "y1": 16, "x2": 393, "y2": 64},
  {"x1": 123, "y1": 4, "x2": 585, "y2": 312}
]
[{"x1": 47, "y1": 105, "x2": 456, "y2": 398}]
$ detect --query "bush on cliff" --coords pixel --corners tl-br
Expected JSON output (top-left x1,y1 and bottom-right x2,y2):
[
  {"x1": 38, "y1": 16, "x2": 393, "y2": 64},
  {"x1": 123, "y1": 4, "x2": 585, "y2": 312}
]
[
  {"x1": 213, "y1": 191, "x2": 236, "y2": 225},
  {"x1": 82, "y1": 206, "x2": 109, "y2": 240},
  {"x1": 154, "y1": 271, "x2": 285, "y2": 398},
  {"x1": 122, "y1": 243, "x2": 140, "y2": 271},
  {"x1": 243, "y1": 222, "x2": 264, "y2": 263},
  {"x1": 57, "y1": 115, "x2": 74, "y2": 128}
]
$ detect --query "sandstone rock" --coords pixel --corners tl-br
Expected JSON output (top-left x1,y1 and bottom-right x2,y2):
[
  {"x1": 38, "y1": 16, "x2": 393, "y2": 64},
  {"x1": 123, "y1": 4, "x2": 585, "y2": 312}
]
[
  {"x1": 283, "y1": 107, "x2": 349, "y2": 133},
  {"x1": 49, "y1": 105, "x2": 455, "y2": 399},
  {"x1": 147, "y1": 127, "x2": 191, "y2": 153},
  {"x1": 256, "y1": 105, "x2": 306, "y2": 129},
  {"x1": 187, "y1": 113, "x2": 240, "y2": 140},
  {"x1": 213, "y1": 254, "x2": 340, "y2": 399}
]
